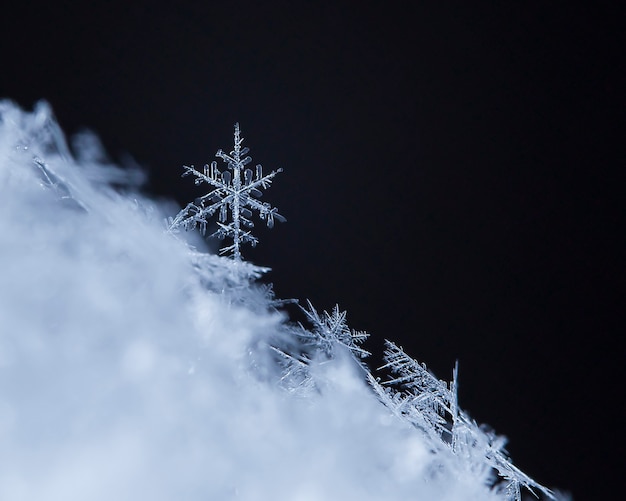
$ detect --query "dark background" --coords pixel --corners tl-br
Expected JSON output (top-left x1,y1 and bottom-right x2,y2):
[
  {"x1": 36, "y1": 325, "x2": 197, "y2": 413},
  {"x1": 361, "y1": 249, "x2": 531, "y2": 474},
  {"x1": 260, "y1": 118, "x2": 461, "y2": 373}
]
[{"x1": 2, "y1": 2, "x2": 622, "y2": 499}]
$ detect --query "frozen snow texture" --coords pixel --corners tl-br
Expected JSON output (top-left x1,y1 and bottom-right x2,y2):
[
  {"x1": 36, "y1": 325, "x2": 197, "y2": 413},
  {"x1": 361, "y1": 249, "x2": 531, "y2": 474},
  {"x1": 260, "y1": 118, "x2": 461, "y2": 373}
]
[
  {"x1": 167, "y1": 122, "x2": 285, "y2": 261},
  {"x1": 373, "y1": 341, "x2": 556, "y2": 501},
  {"x1": 0, "y1": 100, "x2": 563, "y2": 501}
]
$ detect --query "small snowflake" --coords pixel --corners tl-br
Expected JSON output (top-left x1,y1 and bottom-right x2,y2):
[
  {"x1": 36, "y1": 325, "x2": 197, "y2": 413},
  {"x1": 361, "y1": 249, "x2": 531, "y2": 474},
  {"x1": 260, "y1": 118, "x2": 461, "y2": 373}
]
[{"x1": 299, "y1": 300, "x2": 370, "y2": 360}]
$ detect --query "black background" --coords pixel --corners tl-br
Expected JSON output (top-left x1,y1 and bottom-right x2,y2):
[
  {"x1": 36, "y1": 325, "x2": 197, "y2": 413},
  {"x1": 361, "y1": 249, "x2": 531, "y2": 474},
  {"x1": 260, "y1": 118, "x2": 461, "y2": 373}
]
[{"x1": 2, "y1": 2, "x2": 623, "y2": 499}]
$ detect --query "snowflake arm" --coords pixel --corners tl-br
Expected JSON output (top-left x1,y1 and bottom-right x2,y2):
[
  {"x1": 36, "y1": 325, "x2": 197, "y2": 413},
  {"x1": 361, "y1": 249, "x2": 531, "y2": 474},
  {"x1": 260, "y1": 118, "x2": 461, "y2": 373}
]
[{"x1": 269, "y1": 346, "x2": 316, "y2": 394}]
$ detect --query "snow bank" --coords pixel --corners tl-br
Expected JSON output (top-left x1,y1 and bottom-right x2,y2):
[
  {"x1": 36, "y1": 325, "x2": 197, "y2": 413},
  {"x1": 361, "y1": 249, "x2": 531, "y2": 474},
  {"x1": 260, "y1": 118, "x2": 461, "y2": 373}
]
[{"x1": 0, "y1": 100, "x2": 555, "y2": 500}]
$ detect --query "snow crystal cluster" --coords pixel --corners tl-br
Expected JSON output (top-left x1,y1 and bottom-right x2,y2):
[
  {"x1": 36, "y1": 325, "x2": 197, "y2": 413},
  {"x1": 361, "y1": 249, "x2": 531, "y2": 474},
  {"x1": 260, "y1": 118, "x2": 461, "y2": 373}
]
[{"x1": 0, "y1": 100, "x2": 562, "y2": 500}]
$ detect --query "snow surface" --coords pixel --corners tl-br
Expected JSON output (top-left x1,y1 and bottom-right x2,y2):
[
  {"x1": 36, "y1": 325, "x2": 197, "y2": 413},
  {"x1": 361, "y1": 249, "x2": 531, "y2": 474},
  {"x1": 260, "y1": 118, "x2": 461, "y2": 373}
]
[{"x1": 0, "y1": 100, "x2": 559, "y2": 500}]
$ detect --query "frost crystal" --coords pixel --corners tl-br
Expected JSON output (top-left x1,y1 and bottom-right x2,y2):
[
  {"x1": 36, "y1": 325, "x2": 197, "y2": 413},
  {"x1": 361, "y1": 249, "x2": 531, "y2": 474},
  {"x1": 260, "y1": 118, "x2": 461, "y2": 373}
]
[
  {"x1": 299, "y1": 300, "x2": 370, "y2": 361},
  {"x1": 266, "y1": 300, "x2": 370, "y2": 396},
  {"x1": 168, "y1": 123, "x2": 285, "y2": 261},
  {"x1": 379, "y1": 340, "x2": 453, "y2": 443},
  {"x1": 374, "y1": 341, "x2": 556, "y2": 501}
]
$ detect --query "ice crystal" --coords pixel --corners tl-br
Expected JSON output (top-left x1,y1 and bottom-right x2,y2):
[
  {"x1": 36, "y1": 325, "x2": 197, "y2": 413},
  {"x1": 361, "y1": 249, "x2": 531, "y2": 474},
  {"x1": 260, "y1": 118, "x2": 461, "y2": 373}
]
[
  {"x1": 374, "y1": 340, "x2": 555, "y2": 500},
  {"x1": 298, "y1": 300, "x2": 371, "y2": 361},
  {"x1": 167, "y1": 123, "x2": 285, "y2": 261},
  {"x1": 265, "y1": 300, "x2": 370, "y2": 397},
  {"x1": 270, "y1": 346, "x2": 316, "y2": 396}
]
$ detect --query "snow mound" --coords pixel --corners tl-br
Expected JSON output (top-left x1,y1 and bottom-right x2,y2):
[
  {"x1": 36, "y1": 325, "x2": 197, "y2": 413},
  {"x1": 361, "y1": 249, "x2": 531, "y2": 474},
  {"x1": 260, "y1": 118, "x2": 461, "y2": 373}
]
[{"x1": 0, "y1": 101, "x2": 558, "y2": 500}]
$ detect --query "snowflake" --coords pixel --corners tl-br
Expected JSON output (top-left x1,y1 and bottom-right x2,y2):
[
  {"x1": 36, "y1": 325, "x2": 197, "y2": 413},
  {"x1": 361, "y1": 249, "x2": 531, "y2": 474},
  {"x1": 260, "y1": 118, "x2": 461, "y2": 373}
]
[
  {"x1": 298, "y1": 300, "x2": 370, "y2": 360},
  {"x1": 168, "y1": 123, "x2": 285, "y2": 261}
]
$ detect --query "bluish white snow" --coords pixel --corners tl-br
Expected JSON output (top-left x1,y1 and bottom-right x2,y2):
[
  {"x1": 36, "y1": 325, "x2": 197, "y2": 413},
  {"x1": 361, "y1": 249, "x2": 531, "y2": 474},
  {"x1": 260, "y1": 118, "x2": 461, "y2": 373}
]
[{"x1": 0, "y1": 100, "x2": 562, "y2": 501}]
